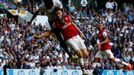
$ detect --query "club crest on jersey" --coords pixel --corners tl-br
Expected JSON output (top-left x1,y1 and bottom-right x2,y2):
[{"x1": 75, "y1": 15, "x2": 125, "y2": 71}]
[{"x1": 65, "y1": 17, "x2": 69, "y2": 21}]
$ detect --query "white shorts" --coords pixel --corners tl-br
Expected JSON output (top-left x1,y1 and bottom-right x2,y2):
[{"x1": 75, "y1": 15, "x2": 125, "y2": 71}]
[
  {"x1": 95, "y1": 50, "x2": 114, "y2": 59},
  {"x1": 66, "y1": 35, "x2": 86, "y2": 51}
]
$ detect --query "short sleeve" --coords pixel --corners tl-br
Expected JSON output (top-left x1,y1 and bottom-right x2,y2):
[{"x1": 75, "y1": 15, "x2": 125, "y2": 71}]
[
  {"x1": 64, "y1": 15, "x2": 71, "y2": 24},
  {"x1": 102, "y1": 31, "x2": 108, "y2": 38}
]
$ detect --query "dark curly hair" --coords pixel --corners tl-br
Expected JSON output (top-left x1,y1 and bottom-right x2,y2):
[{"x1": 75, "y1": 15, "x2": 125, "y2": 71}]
[{"x1": 53, "y1": 7, "x2": 63, "y2": 14}]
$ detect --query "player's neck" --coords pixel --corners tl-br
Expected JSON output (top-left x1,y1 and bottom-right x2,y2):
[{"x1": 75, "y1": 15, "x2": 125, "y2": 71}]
[{"x1": 99, "y1": 29, "x2": 103, "y2": 32}]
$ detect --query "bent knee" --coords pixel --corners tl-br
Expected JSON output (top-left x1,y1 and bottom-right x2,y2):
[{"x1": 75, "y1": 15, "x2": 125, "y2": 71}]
[
  {"x1": 82, "y1": 49, "x2": 88, "y2": 58},
  {"x1": 75, "y1": 50, "x2": 83, "y2": 58},
  {"x1": 83, "y1": 52, "x2": 88, "y2": 58}
]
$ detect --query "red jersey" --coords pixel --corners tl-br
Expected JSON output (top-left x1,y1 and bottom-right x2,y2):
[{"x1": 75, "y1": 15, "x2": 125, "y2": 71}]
[
  {"x1": 97, "y1": 30, "x2": 111, "y2": 50},
  {"x1": 54, "y1": 15, "x2": 78, "y2": 41}
]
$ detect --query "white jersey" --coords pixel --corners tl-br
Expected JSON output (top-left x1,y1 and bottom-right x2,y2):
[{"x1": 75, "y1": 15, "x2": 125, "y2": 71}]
[{"x1": 38, "y1": 0, "x2": 63, "y2": 20}]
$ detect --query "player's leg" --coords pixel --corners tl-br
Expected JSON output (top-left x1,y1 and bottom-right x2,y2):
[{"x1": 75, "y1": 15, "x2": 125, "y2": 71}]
[
  {"x1": 71, "y1": 35, "x2": 89, "y2": 75},
  {"x1": 90, "y1": 50, "x2": 104, "y2": 75},
  {"x1": 66, "y1": 37, "x2": 86, "y2": 75},
  {"x1": 81, "y1": 49, "x2": 88, "y2": 75},
  {"x1": 77, "y1": 36, "x2": 88, "y2": 67},
  {"x1": 92, "y1": 50, "x2": 103, "y2": 69},
  {"x1": 60, "y1": 40, "x2": 79, "y2": 62},
  {"x1": 74, "y1": 50, "x2": 86, "y2": 75},
  {"x1": 90, "y1": 50, "x2": 102, "y2": 75},
  {"x1": 105, "y1": 50, "x2": 132, "y2": 70},
  {"x1": 81, "y1": 49, "x2": 88, "y2": 66}
]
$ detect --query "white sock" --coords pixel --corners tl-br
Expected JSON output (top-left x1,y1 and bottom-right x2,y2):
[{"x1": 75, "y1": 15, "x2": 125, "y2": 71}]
[
  {"x1": 80, "y1": 58, "x2": 84, "y2": 66},
  {"x1": 122, "y1": 61, "x2": 128, "y2": 66},
  {"x1": 115, "y1": 58, "x2": 128, "y2": 66},
  {"x1": 114, "y1": 58, "x2": 121, "y2": 62}
]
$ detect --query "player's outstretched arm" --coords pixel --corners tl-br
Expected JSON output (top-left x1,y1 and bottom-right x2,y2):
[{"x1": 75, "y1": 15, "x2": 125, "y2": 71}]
[{"x1": 34, "y1": 31, "x2": 53, "y2": 39}]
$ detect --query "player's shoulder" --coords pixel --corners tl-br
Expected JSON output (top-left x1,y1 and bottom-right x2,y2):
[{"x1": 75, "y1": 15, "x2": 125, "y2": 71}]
[
  {"x1": 64, "y1": 15, "x2": 71, "y2": 22},
  {"x1": 102, "y1": 30, "x2": 108, "y2": 37}
]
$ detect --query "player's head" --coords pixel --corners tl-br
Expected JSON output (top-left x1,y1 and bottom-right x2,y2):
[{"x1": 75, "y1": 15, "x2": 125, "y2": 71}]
[
  {"x1": 43, "y1": 0, "x2": 53, "y2": 9},
  {"x1": 54, "y1": 7, "x2": 63, "y2": 20},
  {"x1": 97, "y1": 23, "x2": 103, "y2": 31}
]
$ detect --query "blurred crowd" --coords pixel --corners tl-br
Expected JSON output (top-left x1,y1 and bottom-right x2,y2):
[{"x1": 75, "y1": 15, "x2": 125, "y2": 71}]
[{"x1": 0, "y1": 0, "x2": 134, "y2": 71}]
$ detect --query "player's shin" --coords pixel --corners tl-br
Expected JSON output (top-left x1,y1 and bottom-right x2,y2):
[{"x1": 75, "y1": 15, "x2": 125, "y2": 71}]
[
  {"x1": 75, "y1": 50, "x2": 86, "y2": 74},
  {"x1": 75, "y1": 51, "x2": 84, "y2": 66},
  {"x1": 79, "y1": 58, "x2": 87, "y2": 74},
  {"x1": 112, "y1": 58, "x2": 132, "y2": 70},
  {"x1": 81, "y1": 49, "x2": 88, "y2": 67}
]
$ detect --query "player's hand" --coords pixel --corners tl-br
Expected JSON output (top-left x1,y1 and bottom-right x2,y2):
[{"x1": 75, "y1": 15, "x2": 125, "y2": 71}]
[
  {"x1": 95, "y1": 43, "x2": 101, "y2": 50},
  {"x1": 33, "y1": 35, "x2": 40, "y2": 39},
  {"x1": 95, "y1": 43, "x2": 101, "y2": 47}
]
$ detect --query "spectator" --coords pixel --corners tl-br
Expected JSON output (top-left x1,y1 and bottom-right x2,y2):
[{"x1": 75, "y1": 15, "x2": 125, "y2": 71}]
[
  {"x1": 69, "y1": 2, "x2": 75, "y2": 14},
  {"x1": 80, "y1": 0, "x2": 88, "y2": 10},
  {"x1": 105, "y1": 0, "x2": 113, "y2": 12}
]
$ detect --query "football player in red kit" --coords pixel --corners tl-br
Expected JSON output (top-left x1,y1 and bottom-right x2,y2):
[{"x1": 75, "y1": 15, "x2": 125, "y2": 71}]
[
  {"x1": 91, "y1": 24, "x2": 132, "y2": 73},
  {"x1": 35, "y1": 7, "x2": 88, "y2": 75},
  {"x1": 53, "y1": 7, "x2": 88, "y2": 75}
]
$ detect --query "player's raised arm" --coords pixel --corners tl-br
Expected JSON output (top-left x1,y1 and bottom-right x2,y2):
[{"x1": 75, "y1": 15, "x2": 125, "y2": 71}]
[{"x1": 30, "y1": 3, "x2": 45, "y2": 24}]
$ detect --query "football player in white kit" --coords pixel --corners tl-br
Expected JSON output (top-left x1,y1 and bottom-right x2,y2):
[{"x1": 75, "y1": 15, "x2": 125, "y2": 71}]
[{"x1": 30, "y1": 0, "x2": 79, "y2": 63}]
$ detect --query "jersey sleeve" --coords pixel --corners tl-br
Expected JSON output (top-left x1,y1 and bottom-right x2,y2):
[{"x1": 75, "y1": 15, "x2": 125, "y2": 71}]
[
  {"x1": 64, "y1": 15, "x2": 71, "y2": 24},
  {"x1": 55, "y1": 0, "x2": 63, "y2": 9},
  {"x1": 102, "y1": 31, "x2": 108, "y2": 38},
  {"x1": 38, "y1": 3, "x2": 46, "y2": 12}
]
